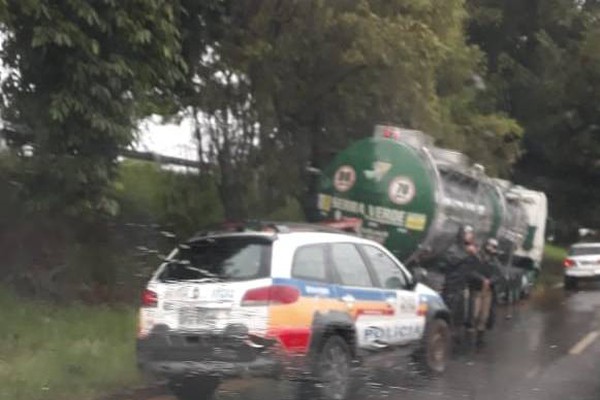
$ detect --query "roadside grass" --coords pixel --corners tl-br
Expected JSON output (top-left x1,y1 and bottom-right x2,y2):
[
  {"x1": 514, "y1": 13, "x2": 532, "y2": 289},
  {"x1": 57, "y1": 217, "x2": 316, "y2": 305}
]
[
  {"x1": 533, "y1": 244, "x2": 567, "y2": 292},
  {"x1": 0, "y1": 288, "x2": 141, "y2": 400},
  {"x1": 543, "y1": 243, "x2": 568, "y2": 264}
]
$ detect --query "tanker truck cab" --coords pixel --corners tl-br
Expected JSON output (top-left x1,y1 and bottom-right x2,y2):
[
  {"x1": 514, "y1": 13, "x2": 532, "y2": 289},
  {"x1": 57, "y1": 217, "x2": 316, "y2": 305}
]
[
  {"x1": 136, "y1": 223, "x2": 450, "y2": 400},
  {"x1": 510, "y1": 188, "x2": 548, "y2": 296}
]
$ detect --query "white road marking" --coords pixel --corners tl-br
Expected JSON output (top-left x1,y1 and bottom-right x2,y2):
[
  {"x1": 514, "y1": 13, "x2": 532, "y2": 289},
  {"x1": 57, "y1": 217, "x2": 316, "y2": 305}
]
[
  {"x1": 552, "y1": 282, "x2": 564, "y2": 289},
  {"x1": 569, "y1": 330, "x2": 600, "y2": 355}
]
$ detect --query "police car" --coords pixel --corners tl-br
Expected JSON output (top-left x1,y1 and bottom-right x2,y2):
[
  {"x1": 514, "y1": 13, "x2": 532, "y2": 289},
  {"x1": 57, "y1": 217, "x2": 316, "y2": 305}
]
[{"x1": 136, "y1": 222, "x2": 450, "y2": 400}]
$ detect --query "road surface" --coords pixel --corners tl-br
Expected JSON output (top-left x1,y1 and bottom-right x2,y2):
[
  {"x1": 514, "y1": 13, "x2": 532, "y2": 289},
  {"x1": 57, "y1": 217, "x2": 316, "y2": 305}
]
[{"x1": 139, "y1": 283, "x2": 600, "y2": 400}]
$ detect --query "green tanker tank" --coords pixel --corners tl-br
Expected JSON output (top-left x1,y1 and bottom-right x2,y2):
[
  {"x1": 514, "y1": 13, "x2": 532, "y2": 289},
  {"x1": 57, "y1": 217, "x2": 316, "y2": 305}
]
[{"x1": 316, "y1": 125, "x2": 531, "y2": 266}]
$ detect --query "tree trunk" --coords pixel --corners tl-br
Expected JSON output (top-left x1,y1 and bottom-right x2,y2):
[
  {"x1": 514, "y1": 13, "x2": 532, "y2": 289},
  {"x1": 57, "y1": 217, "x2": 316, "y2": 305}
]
[
  {"x1": 217, "y1": 152, "x2": 247, "y2": 221},
  {"x1": 301, "y1": 118, "x2": 322, "y2": 222}
]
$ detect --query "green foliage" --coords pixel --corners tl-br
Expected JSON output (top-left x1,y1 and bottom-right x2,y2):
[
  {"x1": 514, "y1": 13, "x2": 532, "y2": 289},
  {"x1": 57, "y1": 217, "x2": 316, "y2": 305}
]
[
  {"x1": 0, "y1": 288, "x2": 139, "y2": 400},
  {"x1": 178, "y1": 0, "x2": 523, "y2": 218},
  {"x1": 0, "y1": 156, "x2": 224, "y2": 299},
  {"x1": 544, "y1": 244, "x2": 567, "y2": 264},
  {"x1": 265, "y1": 198, "x2": 305, "y2": 222},
  {"x1": 159, "y1": 170, "x2": 224, "y2": 237},
  {"x1": 115, "y1": 161, "x2": 166, "y2": 221},
  {"x1": 468, "y1": 0, "x2": 600, "y2": 226},
  {"x1": 116, "y1": 161, "x2": 224, "y2": 237},
  {"x1": 0, "y1": 0, "x2": 185, "y2": 218}
]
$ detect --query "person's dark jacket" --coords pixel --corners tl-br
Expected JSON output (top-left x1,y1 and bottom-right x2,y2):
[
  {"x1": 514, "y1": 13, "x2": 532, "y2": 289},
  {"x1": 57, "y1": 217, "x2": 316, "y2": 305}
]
[
  {"x1": 438, "y1": 245, "x2": 479, "y2": 327},
  {"x1": 468, "y1": 252, "x2": 503, "y2": 291},
  {"x1": 439, "y1": 244, "x2": 467, "y2": 293}
]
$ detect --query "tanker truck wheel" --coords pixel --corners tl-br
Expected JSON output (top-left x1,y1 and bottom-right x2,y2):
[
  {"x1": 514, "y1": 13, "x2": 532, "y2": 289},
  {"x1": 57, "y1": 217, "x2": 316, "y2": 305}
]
[{"x1": 416, "y1": 318, "x2": 451, "y2": 375}]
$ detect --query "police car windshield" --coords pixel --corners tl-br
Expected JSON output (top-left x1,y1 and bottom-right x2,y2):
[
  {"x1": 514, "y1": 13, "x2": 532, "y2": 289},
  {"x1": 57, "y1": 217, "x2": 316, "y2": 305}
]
[
  {"x1": 158, "y1": 236, "x2": 271, "y2": 282},
  {"x1": 569, "y1": 245, "x2": 600, "y2": 256}
]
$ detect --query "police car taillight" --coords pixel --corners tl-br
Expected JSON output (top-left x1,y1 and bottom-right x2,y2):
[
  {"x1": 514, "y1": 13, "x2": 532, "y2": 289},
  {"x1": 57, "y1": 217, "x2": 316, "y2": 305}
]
[
  {"x1": 141, "y1": 289, "x2": 158, "y2": 308},
  {"x1": 417, "y1": 302, "x2": 429, "y2": 316},
  {"x1": 242, "y1": 285, "x2": 300, "y2": 306},
  {"x1": 137, "y1": 311, "x2": 152, "y2": 339}
]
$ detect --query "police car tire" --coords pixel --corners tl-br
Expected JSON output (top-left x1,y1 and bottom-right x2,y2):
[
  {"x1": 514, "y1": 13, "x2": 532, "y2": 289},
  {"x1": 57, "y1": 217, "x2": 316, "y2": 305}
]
[
  {"x1": 420, "y1": 318, "x2": 450, "y2": 375},
  {"x1": 168, "y1": 376, "x2": 220, "y2": 400},
  {"x1": 564, "y1": 277, "x2": 578, "y2": 291},
  {"x1": 302, "y1": 335, "x2": 353, "y2": 400}
]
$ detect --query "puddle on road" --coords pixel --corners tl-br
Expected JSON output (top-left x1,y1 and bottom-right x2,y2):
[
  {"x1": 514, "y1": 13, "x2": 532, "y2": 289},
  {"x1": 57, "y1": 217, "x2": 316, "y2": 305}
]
[{"x1": 529, "y1": 285, "x2": 566, "y2": 311}]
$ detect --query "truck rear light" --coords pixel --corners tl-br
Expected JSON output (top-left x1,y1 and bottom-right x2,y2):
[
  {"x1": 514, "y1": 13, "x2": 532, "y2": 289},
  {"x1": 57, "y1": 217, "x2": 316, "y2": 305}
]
[
  {"x1": 563, "y1": 258, "x2": 575, "y2": 268},
  {"x1": 242, "y1": 285, "x2": 300, "y2": 306},
  {"x1": 141, "y1": 289, "x2": 158, "y2": 307}
]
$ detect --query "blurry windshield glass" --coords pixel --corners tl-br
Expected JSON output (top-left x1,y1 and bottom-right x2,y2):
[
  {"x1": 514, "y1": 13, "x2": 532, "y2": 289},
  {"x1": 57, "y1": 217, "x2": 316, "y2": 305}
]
[
  {"x1": 569, "y1": 246, "x2": 600, "y2": 256},
  {"x1": 158, "y1": 236, "x2": 271, "y2": 282}
]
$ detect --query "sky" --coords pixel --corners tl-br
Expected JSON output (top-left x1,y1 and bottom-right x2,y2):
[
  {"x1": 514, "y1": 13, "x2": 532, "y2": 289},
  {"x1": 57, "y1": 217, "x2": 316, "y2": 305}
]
[{"x1": 137, "y1": 115, "x2": 198, "y2": 161}]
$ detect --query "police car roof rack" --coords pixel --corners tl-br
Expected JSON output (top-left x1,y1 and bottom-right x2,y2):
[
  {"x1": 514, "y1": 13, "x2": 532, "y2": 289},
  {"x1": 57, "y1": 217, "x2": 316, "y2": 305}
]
[
  {"x1": 258, "y1": 220, "x2": 359, "y2": 236},
  {"x1": 192, "y1": 220, "x2": 357, "y2": 239}
]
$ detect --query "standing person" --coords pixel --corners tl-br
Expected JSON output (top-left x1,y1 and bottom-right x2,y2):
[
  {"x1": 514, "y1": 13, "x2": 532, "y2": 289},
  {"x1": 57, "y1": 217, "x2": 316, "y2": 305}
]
[
  {"x1": 469, "y1": 237, "x2": 503, "y2": 346},
  {"x1": 440, "y1": 225, "x2": 477, "y2": 338}
]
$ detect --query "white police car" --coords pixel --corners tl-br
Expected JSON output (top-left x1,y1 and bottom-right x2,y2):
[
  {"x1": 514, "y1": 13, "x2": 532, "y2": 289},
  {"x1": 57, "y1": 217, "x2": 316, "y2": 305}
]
[{"x1": 136, "y1": 222, "x2": 450, "y2": 400}]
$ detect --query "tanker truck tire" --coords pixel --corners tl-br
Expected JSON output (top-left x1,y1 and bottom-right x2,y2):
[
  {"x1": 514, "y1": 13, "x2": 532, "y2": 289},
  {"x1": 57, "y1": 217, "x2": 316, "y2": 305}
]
[
  {"x1": 416, "y1": 319, "x2": 451, "y2": 375},
  {"x1": 520, "y1": 275, "x2": 531, "y2": 299}
]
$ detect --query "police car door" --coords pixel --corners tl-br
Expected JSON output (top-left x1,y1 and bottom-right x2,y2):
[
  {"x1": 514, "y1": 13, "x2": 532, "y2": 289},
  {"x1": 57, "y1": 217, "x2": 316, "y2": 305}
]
[
  {"x1": 329, "y1": 243, "x2": 389, "y2": 350},
  {"x1": 360, "y1": 244, "x2": 425, "y2": 346}
]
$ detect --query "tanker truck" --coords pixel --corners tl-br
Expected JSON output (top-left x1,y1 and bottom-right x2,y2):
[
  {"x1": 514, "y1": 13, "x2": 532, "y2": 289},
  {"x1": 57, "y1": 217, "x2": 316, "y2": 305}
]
[{"x1": 314, "y1": 125, "x2": 547, "y2": 300}]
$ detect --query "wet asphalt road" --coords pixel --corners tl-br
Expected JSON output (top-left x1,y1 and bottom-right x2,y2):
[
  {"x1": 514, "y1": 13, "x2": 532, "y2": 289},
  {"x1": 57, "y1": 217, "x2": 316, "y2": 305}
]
[{"x1": 146, "y1": 283, "x2": 600, "y2": 400}]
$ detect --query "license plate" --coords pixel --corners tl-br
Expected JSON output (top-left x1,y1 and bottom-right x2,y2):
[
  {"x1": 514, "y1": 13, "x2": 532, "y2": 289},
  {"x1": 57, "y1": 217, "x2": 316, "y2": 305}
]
[{"x1": 178, "y1": 307, "x2": 222, "y2": 329}]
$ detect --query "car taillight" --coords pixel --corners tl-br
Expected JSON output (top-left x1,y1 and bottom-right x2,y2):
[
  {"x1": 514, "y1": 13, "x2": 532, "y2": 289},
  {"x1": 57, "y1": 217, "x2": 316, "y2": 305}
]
[
  {"x1": 241, "y1": 285, "x2": 300, "y2": 306},
  {"x1": 563, "y1": 258, "x2": 575, "y2": 268},
  {"x1": 141, "y1": 289, "x2": 158, "y2": 307},
  {"x1": 417, "y1": 302, "x2": 429, "y2": 316}
]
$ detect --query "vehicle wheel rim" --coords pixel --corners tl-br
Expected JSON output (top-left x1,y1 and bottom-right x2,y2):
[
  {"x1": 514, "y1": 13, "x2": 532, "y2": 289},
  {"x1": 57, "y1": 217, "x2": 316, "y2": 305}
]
[{"x1": 320, "y1": 344, "x2": 350, "y2": 399}]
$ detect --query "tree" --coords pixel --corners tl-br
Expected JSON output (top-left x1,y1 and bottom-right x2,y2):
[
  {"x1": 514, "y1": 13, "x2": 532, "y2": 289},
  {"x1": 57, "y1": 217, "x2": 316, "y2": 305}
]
[
  {"x1": 116, "y1": 160, "x2": 224, "y2": 237},
  {"x1": 0, "y1": 1, "x2": 188, "y2": 297},
  {"x1": 181, "y1": 0, "x2": 521, "y2": 219},
  {"x1": 0, "y1": 0, "x2": 185, "y2": 219},
  {"x1": 467, "y1": 0, "x2": 600, "y2": 230}
]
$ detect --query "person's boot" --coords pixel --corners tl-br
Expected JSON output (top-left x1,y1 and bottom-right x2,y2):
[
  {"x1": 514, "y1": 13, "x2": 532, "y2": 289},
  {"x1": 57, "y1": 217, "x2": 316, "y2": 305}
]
[{"x1": 464, "y1": 327, "x2": 476, "y2": 347}]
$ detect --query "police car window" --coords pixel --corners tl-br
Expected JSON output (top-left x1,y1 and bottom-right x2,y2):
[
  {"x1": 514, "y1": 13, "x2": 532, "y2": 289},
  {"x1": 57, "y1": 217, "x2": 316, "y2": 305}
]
[
  {"x1": 362, "y1": 245, "x2": 408, "y2": 289},
  {"x1": 331, "y1": 243, "x2": 373, "y2": 287},
  {"x1": 158, "y1": 237, "x2": 271, "y2": 282},
  {"x1": 569, "y1": 245, "x2": 600, "y2": 256},
  {"x1": 292, "y1": 244, "x2": 328, "y2": 282}
]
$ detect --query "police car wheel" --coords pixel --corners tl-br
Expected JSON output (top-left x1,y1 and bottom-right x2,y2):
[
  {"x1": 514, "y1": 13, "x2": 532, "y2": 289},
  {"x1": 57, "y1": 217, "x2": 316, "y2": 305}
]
[
  {"x1": 423, "y1": 319, "x2": 450, "y2": 374},
  {"x1": 315, "y1": 335, "x2": 352, "y2": 400},
  {"x1": 168, "y1": 376, "x2": 219, "y2": 400},
  {"x1": 564, "y1": 276, "x2": 578, "y2": 291}
]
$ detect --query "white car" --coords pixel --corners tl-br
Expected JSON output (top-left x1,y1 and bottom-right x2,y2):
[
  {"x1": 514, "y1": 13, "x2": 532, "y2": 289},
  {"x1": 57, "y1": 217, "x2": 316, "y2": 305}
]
[
  {"x1": 564, "y1": 242, "x2": 600, "y2": 290},
  {"x1": 136, "y1": 222, "x2": 450, "y2": 400}
]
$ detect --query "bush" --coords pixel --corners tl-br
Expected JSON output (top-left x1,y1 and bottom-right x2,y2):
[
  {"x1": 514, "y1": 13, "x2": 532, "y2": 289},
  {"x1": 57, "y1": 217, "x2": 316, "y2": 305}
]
[
  {"x1": 0, "y1": 157, "x2": 226, "y2": 303},
  {"x1": 116, "y1": 160, "x2": 224, "y2": 237}
]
